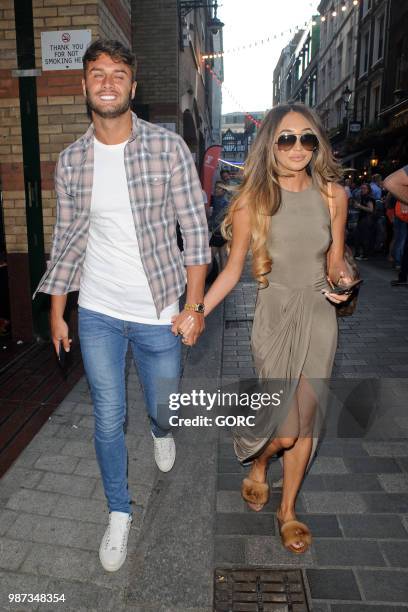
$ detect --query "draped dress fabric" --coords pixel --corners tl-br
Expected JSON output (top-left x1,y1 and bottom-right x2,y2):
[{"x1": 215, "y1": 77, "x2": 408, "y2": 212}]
[{"x1": 233, "y1": 183, "x2": 338, "y2": 463}]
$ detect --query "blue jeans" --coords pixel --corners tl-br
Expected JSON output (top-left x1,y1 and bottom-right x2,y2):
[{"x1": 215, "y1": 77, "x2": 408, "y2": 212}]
[
  {"x1": 392, "y1": 217, "x2": 407, "y2": 265},
  {"x1": 78, "y1": 306, "x2": 181, "y2": 514}
]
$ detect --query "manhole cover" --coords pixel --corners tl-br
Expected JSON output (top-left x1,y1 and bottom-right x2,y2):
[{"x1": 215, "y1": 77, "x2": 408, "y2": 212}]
[{"x1": 214, "y1": 568, "x2": 310, "y2": 612}]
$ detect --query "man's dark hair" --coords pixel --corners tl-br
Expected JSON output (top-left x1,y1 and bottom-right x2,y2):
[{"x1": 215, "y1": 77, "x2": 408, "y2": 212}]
[{"x1": 82, "y1": 39, "x2": 137, "y2": 78}]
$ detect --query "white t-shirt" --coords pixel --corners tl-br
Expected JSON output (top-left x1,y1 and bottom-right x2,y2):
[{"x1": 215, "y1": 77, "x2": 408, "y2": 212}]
[{"x1": 78, "y1": 137, "x2": 179, "y2": 324}]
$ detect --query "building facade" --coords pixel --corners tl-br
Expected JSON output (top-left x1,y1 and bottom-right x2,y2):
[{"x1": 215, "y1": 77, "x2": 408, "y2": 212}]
[
  {"x1": 221, "y1": 129, "x2": 249, "y2": 165},
  {"x1": 221, "y1": 111, "x2": 265, "y2": 134},
  {"x1": 221, "y1": 111, "x2": 266, "y2": 165},
  {"x1": 284, "y1": 20, "x2": 320, "y2": 107},
  {"x1": 131, "y1": 0, "x2": 223, "y2": 166},
  {"x1": 272, "y1": 31, "x2": 304, "y2": 106},
  {"x1": 378, "y1": 0, "x2": 408, "y2": 169},
  {"x1": 272, "y1": 0, "x2": 406, "y2": 173},
  {"x1": 317, "y1": 0, "x2": 359, "y2": 138},
  {"x1": 0, "y1": 0, "x2": 132, "y2": 342},
  {"x1": 353, "y1": 0, "x2": 389, "y2": 129}
]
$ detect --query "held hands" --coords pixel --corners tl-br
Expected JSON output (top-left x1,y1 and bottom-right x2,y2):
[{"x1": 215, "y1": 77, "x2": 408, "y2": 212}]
[{"x1": 171, "y1": 310, "x2": 205, "y2": 346}]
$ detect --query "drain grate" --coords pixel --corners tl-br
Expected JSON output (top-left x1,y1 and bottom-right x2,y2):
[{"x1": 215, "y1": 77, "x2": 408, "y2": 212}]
[{"x1": 214, "y1": 568, "x2": 310, "y2": 612}]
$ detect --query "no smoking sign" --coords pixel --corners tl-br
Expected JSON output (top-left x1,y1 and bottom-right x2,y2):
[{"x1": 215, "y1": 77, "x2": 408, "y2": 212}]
[{"x1": 41, "y1": 30, "x2": 91, "y2": 71}]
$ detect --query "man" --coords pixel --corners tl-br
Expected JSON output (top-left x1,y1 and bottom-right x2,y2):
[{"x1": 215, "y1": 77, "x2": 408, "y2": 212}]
[
  {"x1": 209, "y1": 181, "x2": 229, "y2": 272},
  {"x1": 220, "y1": 169, "x2": 231, "y2": 184},
  {"x1": 370, "y1": 173, "x2": 383, "y2": 201},
  {"x1": 384, "y1": 166, "x2": 408, "y2": 286},
  {"x1": 34, "y1": 39, "x2": 211, "y2": 572}
]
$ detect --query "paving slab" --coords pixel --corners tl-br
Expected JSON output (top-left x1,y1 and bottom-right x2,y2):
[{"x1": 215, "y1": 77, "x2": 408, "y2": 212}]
[
  {"x1": 306, "y1": 568, "x2": 361, "y2": 600},
  {"x1": 377, "y1": 473, "x2": 408, "y2": 493},
  {"x1": 21, "y1": 542, "x2": 99, "y2": 583},
  {"x1": 6, "y1": 489, "x2": 60, "y2": 516},
  {"x1": 7, "y1": 513, "x2": 104, "y2": 551},
  {"x1": 339, "y1": 514, "x2": 408, "y2": 539},
  {"x1": 246, "y1": 535, "x2": 315, "y2": 567},
  {"x1": 357, "y1": 568, "x2": 408, "y2": 603},
  {"x1": 0, "y1": 536, "x2": 33, "y2": 571},
  {"x1": 313, "y1": 538, "x2": 386, "y2": 567},
  {"x1": 303, "y1": 492, "x2": 367, "y2": 514},
  {"x1": 0, "y1": 569, "x2": 50, "y2": 609}
]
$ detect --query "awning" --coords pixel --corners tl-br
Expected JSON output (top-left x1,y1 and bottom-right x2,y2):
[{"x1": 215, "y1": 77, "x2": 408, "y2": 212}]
[{"x1": 340, "y1": 149, "x2": 370, "y2": 164}]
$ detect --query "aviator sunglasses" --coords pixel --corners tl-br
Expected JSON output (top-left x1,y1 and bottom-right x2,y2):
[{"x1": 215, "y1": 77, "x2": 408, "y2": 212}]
[{"x1": 275, "y1": 132, "x2": 319, "y2": 152}]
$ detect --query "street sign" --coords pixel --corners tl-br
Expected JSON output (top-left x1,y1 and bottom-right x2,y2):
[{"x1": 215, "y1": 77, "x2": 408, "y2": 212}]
[
  {"x1": 41, "y1": 30, "x2": 92, "y2": 71},
  {"x1": 349, "y1": 121, "x2": 362, "y2": 133}
]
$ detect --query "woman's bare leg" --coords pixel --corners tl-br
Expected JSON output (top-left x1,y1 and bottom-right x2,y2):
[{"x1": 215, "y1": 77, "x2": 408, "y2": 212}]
[
  {"x1": 277, "y1": 376, "x2": 317, "y2": 549},
  {"x1": 245, "y1": 386, "x2": 301, "y2": 510}
]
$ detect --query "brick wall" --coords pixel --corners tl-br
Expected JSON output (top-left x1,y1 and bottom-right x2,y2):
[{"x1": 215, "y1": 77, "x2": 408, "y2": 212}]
[
  {"x1": 100, "y1": 0, "x2": 131, "y2": 44},
  {"x1": 132, "y1": 0, "x2": 178, "y2": 123},
  {"x1": 0, "y1": 0, "x2": 131, "y2": 340}
]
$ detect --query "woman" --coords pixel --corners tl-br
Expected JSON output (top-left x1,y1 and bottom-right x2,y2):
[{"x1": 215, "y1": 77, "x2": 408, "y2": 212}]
[
  {"x1": 353, "y1": 183, "x2": 376, "y2": 260},
  {"x1": 177, "y1": 103, "x2": 352, "y2": 553}
]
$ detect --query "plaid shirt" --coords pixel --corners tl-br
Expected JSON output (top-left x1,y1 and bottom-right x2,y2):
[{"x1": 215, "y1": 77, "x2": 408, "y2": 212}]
[{"x1": 34, "y1": 113, "x2": 211, "y2": 316}]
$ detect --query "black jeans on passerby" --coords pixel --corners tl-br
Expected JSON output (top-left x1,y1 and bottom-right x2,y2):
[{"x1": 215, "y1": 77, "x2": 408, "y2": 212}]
[{"x1": 354, "y1": 217, "x2": 375, "y2": 257}]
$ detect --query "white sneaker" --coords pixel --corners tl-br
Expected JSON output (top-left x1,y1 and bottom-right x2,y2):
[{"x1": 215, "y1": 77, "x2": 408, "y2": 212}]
[
  {"x1": 151, "y1": 431, "x2": 176, "y2": 472},
  {"x1": 99, "y1": 511, "x2": 132, "y2": 572}
]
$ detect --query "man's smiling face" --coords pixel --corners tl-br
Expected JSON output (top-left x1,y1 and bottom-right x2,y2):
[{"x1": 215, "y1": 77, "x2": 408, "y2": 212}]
[{"x1": 82, "y1": 52, "x2": 136, "y2": 119}]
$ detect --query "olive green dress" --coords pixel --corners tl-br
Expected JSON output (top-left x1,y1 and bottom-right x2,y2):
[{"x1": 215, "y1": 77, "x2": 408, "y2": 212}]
[{"x1": 233, "y1": 183, "x2": 338, "y2": 462}]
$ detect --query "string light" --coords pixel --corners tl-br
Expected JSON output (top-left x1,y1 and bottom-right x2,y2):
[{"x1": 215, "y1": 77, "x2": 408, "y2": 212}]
[
  {"x1": 202, "y1": 1, "x2": 315, "y2": 61},
  {"x1": 202, "y1": 22, "x2": 303, "y2": 60},
  {"x1": 202, "y1": 0, "x2": 360, "y2": 60}
]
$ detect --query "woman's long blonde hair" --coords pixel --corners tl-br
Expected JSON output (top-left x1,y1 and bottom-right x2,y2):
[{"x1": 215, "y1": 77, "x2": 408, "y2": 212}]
[{"x1": 222, "y1": 103, "x2": 344, "y2": 287}]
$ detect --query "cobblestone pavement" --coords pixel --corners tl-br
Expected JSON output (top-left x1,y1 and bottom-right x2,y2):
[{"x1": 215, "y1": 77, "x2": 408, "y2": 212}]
[
  {"x1": 0, "y1": 258, "x2": 407, "y2": 611},
  {"x1": 215, "y1": 259, "x2": 408, "y2": 611}
]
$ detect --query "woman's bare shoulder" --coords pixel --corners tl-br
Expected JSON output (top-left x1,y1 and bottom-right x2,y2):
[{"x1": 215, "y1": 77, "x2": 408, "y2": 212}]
[{"x1": 329, "y1": 182, "x2": 348, "y2": 200}]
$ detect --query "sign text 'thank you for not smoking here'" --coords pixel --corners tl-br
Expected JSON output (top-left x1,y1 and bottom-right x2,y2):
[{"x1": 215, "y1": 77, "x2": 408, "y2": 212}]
[{"x1": 41, "y1": 30, "x2": 92, "y2": 71}]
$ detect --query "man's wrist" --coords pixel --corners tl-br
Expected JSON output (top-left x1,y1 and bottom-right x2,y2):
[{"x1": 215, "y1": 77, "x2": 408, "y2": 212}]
[{"x1": 184, "y1": 302, "x2": 205, "y2": 314}]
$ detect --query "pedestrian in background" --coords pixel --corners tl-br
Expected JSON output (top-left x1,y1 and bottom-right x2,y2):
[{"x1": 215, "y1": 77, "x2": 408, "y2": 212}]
[
  {"x1": 353, "y1": 183, "x2": 376, "y2": 260},
  {"x1": 220, "y1": 168, "x2": 231, "y2": 185},
  {"x1": 385, "y1": 165, "x2": 408, "y2": 286},
  {"x1": 390, "y1": 196, "x2": 407, "y2": 269},
  {"x1": 34, "y1": 39, "x2": 210, "y2": 573},
  {"x1": 209, "y1": 181, "x2": 230, "y2": 271},
  {"x1": 370, "y1": 173, "x2": 383, "y2": 201}
]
